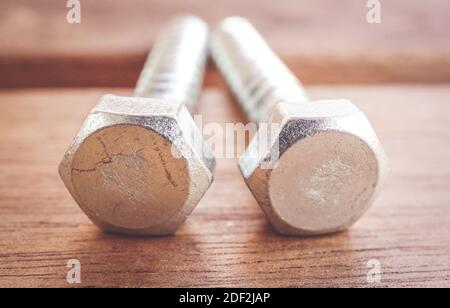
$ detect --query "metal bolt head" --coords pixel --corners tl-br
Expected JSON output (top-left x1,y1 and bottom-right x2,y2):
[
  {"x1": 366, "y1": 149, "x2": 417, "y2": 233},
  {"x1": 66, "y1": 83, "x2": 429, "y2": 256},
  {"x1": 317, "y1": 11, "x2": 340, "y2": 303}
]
[
  {"x1": 239, "y1": 99, "x2": 388, "y2": 236},
  {"x1": 59, "y1": 94, "x2": 215, "y2": 235}
]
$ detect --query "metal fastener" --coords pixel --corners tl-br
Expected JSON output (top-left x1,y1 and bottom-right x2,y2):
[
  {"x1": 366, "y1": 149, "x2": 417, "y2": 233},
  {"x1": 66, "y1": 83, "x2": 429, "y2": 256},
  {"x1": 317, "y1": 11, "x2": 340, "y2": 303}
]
[
  {"x1": 59, "y1": 16, "x2": 215, "y2": 235},
  {"x1": 211, "y1": 17, "x2": 388, "y2": 235}
]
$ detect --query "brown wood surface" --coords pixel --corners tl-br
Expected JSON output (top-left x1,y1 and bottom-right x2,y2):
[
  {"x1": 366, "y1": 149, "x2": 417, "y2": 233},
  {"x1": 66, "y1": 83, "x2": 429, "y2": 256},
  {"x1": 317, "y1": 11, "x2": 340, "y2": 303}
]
[
  {"x1": 0, "y1": 85, "x2": 449, "y2": 288},
  {"x1": 1, "y1": 0, "x2": 450, "y2": 87}
]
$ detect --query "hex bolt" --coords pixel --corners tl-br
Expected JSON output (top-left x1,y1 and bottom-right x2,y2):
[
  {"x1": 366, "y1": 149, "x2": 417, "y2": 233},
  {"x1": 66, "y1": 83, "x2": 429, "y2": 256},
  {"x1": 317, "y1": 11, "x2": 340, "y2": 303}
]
[
  {"x1": 211, "y1": 17, "x2": 388, "y2": 235},
  {"x1": 59, "y1": 16, "x2": 215, "y2": 235}
]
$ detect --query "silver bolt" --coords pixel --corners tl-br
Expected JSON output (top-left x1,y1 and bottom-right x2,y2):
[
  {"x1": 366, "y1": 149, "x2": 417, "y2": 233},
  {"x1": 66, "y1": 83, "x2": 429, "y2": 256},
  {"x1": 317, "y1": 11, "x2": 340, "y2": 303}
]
[
  {"x1": 59, "y1": 16, "x2": 215, "y2": 235},
  {"x1": 211, "y1": 17, "x2": 388, "y2": 236}
]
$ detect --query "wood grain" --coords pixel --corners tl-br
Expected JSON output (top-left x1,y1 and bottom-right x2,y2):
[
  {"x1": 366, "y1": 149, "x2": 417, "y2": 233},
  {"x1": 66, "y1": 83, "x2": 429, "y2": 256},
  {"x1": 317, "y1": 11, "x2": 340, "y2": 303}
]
[
  {"x1": 1, "y1": 0, "x2": 450, "y2": 87},
  {"x1": 0, "y1": 85, "x2": 449, "y2": 288}
]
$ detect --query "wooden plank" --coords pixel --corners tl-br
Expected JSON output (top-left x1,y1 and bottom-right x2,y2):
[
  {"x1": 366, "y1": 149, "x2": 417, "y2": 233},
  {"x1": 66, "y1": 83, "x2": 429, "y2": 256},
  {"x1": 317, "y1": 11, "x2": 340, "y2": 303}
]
[
  {"x1": 0, "y1": 85, "x2": 449, "y2": 287},
  {"x1": 1, "y1": 0, "x2": 450, "y2": 87}
]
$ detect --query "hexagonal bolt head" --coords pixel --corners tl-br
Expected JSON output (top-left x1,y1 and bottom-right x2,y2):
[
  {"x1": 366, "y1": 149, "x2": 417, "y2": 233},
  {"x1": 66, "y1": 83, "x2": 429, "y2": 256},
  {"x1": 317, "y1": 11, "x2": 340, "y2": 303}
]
[
  {"x1": 239, "y1": 100, "x2": 388, "y2": 235},
  {"x1": 59, "y1": 95, "x2": 215, "y2": 235},
  {"x1": 60, "y1": 16, "x2": 213, "y2": 235},
  {"x1": 212, "y1": 17, "x2": 388, "y2": 236}
]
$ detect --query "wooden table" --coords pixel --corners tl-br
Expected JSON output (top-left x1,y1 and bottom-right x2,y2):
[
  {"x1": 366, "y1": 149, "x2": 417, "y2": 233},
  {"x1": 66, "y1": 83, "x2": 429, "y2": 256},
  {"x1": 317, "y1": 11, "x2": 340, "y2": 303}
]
[{"x1": 1, "y1": 85, "x2": 449, "y2": 288}]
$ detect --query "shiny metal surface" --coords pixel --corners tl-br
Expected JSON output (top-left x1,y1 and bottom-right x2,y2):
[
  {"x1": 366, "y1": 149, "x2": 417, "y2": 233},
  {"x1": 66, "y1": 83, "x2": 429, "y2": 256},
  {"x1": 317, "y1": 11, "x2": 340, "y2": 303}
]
[
  {"x1": 134, "y1": 16, "x2": 208, "y2": 113},
  {"x1": 211, "y1": 17, "x2": 388, "y2": 235},
  {"x1": 59, "y1": 16, "x2": 215, "y2": 235}
]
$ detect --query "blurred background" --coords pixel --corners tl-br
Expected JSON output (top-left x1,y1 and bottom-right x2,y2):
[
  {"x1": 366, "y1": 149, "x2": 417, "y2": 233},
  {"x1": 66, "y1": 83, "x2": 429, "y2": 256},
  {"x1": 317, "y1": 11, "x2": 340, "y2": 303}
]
[{"x1": 1, "y1": 0, "x2": 449, "y2": 88}]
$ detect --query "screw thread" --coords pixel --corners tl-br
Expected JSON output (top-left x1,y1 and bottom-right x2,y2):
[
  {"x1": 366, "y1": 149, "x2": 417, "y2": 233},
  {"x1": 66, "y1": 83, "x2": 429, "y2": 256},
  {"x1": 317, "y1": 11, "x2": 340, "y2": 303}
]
[
  {"x1": 134, "y1": 16, "x2": 208, "y2": 113},
  {"x1": 211, "y1": 17, "x2": 309, "y2": 123}
]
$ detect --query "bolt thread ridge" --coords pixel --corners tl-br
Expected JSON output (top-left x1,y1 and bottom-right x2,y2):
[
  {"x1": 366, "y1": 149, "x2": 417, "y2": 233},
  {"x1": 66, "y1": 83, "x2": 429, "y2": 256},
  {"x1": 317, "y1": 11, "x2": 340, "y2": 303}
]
[
  {"x1": 211, "y1": 17, "x2": 309, "y2": 123},
  {"x1": 134, "y1": 15, "x2": 209, "y2": 113}
]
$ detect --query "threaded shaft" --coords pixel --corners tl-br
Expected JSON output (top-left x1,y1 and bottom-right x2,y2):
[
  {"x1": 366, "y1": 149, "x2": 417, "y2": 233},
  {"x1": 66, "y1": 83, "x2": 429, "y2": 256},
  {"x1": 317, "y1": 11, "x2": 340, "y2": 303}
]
[
  {"x1": 211, "y1": 17, "x2": 309, "y2": 123},
  {"x1": 134, "y1": 16, "x2": 208, "y2": 113}
]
